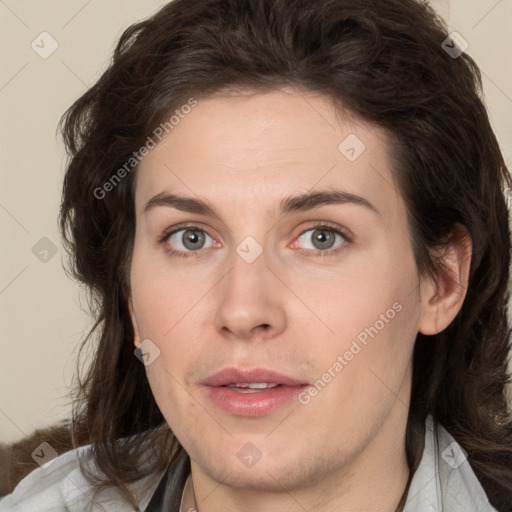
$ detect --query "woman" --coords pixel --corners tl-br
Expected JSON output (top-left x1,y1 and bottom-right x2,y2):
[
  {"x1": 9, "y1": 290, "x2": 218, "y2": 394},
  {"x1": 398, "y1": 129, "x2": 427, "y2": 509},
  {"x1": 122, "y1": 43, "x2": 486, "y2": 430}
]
[{"x1": 1, "y1": 0, "x2": 511, "y2": 510}]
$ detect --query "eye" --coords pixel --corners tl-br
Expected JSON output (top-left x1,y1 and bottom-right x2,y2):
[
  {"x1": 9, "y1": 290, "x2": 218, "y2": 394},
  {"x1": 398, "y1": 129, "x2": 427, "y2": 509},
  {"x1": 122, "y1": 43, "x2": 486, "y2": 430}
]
[
  {"x1": 294, "y1": 224, "x2": 350, "y2": 256},
  {"x1": 163, "y1": 226, "x2": 216, "y2": 255},
  {"x1": 160, "y1": 222, "x2": 351, "y2": 259}
]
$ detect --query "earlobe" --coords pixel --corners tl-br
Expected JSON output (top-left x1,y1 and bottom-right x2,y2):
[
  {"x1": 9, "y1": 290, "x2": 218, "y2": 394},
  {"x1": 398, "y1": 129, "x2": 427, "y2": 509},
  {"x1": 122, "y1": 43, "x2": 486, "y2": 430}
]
[{"x1": 418, "y1": 227, "x2": 472, "y2": 336}]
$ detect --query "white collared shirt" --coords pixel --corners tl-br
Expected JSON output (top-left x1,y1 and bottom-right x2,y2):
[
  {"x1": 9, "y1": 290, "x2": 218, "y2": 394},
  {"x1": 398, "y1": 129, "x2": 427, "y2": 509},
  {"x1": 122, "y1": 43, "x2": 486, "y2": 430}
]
[{"x1": 0, "y1": 416, "x2": 499, "y2": 511}]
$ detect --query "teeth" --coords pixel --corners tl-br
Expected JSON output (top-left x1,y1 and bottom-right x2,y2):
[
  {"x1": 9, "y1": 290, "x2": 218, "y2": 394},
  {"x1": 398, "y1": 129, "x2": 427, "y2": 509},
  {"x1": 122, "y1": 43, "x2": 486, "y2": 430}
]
[{"x1": 228, "y1": 383, "x2": 279, "y2": 389}]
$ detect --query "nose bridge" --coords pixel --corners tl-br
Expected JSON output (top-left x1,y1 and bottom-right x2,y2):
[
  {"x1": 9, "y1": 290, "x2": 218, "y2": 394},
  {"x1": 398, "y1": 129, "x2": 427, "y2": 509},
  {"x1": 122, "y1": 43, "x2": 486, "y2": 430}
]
[{"x1": 213, "y1": 237, "x2": 286, "y2": 339}]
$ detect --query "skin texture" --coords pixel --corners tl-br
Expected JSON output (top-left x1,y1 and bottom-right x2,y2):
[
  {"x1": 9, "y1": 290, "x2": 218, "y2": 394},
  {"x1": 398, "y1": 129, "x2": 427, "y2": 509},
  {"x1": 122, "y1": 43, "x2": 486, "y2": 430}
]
[{"x1": 128, "y1": 88, "x2": 471, "y2": 512}]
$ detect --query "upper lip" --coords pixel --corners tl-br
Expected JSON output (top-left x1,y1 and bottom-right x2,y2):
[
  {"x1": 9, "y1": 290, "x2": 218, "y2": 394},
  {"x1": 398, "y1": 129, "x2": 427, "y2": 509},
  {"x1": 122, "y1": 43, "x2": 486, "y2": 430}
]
[{"x1": 201, "y1": 367, "x2": 309, "y2": 387}]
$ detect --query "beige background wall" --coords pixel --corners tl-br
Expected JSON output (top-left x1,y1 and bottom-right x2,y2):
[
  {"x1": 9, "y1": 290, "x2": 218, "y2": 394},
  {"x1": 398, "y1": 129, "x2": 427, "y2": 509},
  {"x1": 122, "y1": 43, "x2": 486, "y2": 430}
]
[{"x1": 1, "y1": 0, "x2": 511, "y2": 443}]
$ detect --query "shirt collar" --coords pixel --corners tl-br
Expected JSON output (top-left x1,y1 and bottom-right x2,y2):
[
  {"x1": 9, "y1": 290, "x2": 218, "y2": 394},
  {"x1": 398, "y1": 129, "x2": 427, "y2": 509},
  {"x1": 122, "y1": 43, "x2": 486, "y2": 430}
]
[
  {"x1": 403, "y1": 415, "x2": 497, "y2": 511},
  {"x1": 179, "y1": 474, "x2": 196, "y2": 512}
]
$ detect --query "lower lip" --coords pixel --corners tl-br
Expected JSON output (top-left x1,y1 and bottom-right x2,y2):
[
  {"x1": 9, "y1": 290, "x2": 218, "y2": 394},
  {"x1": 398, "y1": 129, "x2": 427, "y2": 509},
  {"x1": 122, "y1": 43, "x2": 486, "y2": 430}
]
[{"x1": 203, "y1": 385, "x2": 308, "y2": 417}]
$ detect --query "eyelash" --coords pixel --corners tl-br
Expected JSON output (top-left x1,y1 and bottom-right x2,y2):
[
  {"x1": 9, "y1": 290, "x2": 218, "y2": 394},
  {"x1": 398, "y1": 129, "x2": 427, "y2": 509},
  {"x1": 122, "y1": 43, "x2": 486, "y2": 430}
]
[{"x1": 158, "y1": 222, "x2": 352, "y2": 259}]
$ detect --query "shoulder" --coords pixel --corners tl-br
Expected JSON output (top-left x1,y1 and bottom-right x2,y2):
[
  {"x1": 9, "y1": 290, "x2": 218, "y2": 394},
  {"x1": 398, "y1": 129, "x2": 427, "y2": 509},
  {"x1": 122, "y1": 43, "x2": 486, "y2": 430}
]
[
  {"x1": 0, "y1": 443, "x2": 95, "y2": 511},
  {"x1": 0, "y1": 442, "x2": 163, "y2": 512}
]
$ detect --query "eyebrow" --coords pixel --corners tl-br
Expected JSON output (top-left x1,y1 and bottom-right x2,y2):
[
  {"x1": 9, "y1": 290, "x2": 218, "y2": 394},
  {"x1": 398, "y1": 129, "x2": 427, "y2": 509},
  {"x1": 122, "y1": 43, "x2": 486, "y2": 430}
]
[{"x1": 143, "y1": 188, "x2": 379, "y2": 218}]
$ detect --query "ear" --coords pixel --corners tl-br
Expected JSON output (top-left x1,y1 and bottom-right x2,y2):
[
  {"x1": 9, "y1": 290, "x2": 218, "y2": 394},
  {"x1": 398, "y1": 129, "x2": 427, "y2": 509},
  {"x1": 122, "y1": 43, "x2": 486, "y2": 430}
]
[
  {"x1": 128, "y1": 296, "x2": 142, "y2": 348},
  {"x1": 418, "y1": 225, "x2": 472, "y2": 336}
]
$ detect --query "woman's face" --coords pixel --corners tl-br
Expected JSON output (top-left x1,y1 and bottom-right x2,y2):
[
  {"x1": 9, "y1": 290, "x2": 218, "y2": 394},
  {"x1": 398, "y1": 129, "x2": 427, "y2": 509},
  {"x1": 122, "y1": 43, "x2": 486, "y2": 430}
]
[{"x1": 128, "y1": 89, "x2": 439, "y2": 496}]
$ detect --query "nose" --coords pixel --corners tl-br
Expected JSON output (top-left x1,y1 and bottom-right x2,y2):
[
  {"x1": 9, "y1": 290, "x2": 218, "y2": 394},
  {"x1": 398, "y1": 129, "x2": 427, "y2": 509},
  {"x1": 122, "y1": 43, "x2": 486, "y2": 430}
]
[{"x1": 213, "y1": 245, "x2": 287, "y2": 341}]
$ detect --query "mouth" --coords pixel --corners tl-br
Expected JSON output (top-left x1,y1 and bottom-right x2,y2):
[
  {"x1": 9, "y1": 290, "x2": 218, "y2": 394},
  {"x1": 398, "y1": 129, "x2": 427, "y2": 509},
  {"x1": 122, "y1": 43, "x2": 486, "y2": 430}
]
[{"x1": 201, "y1": 367, "x2": 310, "y2": 416}]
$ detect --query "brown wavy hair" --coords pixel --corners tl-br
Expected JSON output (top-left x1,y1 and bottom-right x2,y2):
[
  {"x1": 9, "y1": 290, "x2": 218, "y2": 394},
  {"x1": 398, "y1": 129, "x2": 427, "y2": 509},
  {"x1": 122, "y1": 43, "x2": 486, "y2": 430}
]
[{"x1": 9, "y1": 0, "x2": 512, "y2": 509}]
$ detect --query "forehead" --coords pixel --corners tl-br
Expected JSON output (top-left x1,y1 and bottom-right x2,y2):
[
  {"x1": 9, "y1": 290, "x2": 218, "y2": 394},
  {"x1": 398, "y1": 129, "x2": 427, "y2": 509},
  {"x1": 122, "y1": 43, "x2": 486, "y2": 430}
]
[{"x1": 134, "y1": 89, "x2": 401, "y2": 218}]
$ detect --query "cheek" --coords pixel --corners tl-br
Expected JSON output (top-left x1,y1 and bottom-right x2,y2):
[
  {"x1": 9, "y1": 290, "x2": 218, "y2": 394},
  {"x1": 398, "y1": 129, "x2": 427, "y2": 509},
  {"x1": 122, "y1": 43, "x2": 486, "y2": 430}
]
[
  {"x1": 129, "y1": 238, "x2": 207, "y2": 340},
  {"x1": 290, "y1": 246, "x2": 419, "y2": 352},
  {"x1": 129, "y1": 245, "x2": 202, "y2": 410},
  {"x1": 293, "y1": 246, "x2": 420, "y2": 410}
]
